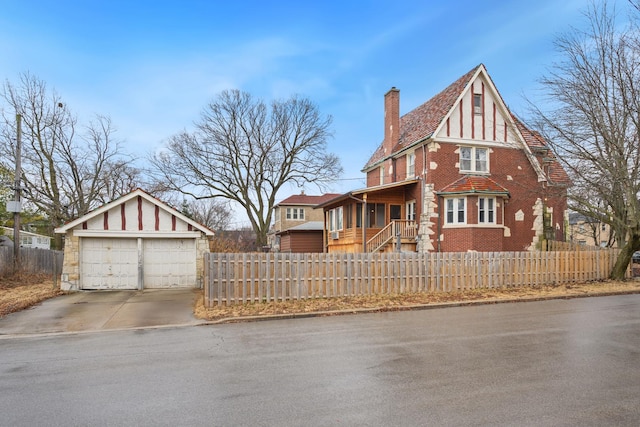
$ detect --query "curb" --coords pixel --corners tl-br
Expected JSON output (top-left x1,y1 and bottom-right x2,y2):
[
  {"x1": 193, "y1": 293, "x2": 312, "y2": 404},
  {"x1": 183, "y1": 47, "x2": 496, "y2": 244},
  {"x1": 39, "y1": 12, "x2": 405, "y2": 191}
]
[{"x1": 197, "y1": 289, "x2": 640, "y2": 325}]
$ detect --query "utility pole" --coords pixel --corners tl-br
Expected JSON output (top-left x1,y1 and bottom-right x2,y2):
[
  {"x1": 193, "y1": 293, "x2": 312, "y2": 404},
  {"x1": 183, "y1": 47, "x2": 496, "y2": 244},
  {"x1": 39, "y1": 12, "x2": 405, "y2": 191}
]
[{"x1": 13, "y1": 113, "x2": 22, "y2": 272}]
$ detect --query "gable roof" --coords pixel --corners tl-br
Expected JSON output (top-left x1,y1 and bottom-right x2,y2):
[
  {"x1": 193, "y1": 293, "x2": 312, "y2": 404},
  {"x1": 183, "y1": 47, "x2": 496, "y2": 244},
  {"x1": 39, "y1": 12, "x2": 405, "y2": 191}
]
[
  {"x1": 361, "y1": 64, "x2": 570, "y2": 188},
  {"x1": 363, "y1": 65, "x2": 482, "y2": 170},
  {"x1": 54, "y1": 188, "x2": 214, "y2": 235},
  {"x1": 512, "y1": 117, "x2": 571, "y2": 186},
  {"x1": 277, "y1": 193, "x2": 342, "y2": 207},
  {"x1": 437, "y1": 176, "x2": 510, "y2": 196}
]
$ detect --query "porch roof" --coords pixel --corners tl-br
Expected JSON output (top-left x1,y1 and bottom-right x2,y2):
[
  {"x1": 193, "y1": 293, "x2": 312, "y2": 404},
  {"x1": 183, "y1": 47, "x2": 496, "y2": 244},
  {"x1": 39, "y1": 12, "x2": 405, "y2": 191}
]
[{"x1": 316, "y1": 178, "x2": 420, "y2": 209}]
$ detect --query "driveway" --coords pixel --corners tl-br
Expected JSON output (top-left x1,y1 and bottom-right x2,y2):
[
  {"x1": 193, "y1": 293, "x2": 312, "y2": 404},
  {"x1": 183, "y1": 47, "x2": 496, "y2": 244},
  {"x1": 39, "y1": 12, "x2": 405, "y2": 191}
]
[{"x1": 0, "y1": 289, "x2": 203, "y2": 335}]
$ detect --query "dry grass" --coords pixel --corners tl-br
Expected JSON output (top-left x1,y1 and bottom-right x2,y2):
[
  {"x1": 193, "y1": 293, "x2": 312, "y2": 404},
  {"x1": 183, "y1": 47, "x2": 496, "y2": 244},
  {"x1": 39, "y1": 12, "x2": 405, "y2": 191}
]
[
  {"x1": 194, "y1": 280, "x2": 640, "y2": 322},
  {"x1": 0, "y1": 273, "x2": 63, "y2": 318}
]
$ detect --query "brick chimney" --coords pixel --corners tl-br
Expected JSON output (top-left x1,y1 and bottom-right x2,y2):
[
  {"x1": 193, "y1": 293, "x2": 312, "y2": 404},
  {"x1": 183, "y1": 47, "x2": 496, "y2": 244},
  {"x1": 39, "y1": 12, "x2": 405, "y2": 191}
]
[{"x1": 384, "y1": 87, "x2": 400, "y2": 155}]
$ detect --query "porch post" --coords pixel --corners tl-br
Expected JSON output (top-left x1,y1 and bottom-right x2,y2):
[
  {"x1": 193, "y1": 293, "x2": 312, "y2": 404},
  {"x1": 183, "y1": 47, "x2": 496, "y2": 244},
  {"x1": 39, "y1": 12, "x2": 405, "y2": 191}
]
[{"x1": 362, "y1": 194, "x2": 367, "y2": 252}]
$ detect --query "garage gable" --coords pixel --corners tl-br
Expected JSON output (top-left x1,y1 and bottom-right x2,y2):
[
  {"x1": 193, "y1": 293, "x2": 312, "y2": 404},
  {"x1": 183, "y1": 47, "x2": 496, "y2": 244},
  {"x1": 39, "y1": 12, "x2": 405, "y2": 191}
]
[
  {"x1": 56, "y1": 188, "x2": 214, "y2": 237},
  {"x1": 55, "y1": 189, "x2": 214, "y2": 291}
]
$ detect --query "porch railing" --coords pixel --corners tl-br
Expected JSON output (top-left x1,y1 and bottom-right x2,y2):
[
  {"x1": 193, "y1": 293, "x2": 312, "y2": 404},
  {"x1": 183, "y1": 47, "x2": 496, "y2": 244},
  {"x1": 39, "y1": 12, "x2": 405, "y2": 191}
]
[{"x1": 366, "y1": 220, "x2": 417, "y2": 252}]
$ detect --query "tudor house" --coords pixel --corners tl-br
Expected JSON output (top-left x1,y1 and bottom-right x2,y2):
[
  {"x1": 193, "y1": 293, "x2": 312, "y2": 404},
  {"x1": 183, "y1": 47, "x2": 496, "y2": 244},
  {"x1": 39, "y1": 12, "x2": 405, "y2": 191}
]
[{"x1": 320, "y1": 64, "x2": 570, "y2": 253}]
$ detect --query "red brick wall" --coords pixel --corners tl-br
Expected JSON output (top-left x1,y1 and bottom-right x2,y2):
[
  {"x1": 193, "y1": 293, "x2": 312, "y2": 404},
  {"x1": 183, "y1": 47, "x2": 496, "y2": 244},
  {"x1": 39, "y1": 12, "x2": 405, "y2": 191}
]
[
  {"x1": 440, "y1": 227, "x2": 504, "y2": 252},
  {"x1": 367, "y1": 168, "x2": 380, "y2": 187},
  {"x1": 428, "y1": 143, "x2": 554, "y2": 251}
]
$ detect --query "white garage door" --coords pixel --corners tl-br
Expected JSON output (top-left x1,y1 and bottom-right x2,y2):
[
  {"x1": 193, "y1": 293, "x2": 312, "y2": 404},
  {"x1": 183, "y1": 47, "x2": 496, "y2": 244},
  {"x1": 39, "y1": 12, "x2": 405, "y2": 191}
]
[
  {"x1": 143, "y1": 239, "x2": 196, "y2": 288},
  {"x1": 81, "y1": 238, "x2": 138, "y2": 290},
  {"x1": 80, "y1": 238, "x2": 197, "y2": 290}
]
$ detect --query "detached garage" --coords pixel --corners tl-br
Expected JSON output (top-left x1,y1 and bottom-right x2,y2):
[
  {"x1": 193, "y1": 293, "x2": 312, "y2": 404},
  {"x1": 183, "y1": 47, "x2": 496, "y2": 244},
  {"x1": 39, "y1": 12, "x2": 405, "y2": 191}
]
[{"x1": 55, "y1": 188, "x2": 214, "y2": 291}]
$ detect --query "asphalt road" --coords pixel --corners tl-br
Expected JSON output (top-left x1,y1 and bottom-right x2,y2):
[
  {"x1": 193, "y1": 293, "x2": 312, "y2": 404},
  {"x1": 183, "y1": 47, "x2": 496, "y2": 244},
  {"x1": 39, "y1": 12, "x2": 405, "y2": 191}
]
[{"x1": 1, "y1": 294, "x2": 639, "y2": 426}]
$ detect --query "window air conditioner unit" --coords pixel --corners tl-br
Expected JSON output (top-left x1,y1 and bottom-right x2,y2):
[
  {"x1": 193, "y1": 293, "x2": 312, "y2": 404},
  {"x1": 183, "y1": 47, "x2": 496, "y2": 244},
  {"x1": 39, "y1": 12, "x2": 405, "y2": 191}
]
[{"x1": 331, "y1": 231, "x2": 339, "y2": 240}]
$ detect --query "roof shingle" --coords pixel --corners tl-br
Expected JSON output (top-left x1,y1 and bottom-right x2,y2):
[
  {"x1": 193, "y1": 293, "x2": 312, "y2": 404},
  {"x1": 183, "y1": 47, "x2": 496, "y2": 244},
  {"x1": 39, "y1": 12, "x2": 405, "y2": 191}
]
[
  {"x1": 363, "y1": 65, "x2": 481, "y2": 170},
  {"x1": 438, "y1": 175, "x2": 510, "y2": 196},
  {"x1": 278, "y1": 193, "x2": 341, "y2": 206}
]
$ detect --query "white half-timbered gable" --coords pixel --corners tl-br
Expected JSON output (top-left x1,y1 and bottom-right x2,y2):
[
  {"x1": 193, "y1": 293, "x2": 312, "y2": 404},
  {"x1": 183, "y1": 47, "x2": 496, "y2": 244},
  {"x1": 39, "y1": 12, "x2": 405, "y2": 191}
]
[
  {"x1": 55, "y1": 188, "x2": 214, "y2": 291},
  {"x1": 436, "y1": 69, "x2": 521, "y2": 146}
]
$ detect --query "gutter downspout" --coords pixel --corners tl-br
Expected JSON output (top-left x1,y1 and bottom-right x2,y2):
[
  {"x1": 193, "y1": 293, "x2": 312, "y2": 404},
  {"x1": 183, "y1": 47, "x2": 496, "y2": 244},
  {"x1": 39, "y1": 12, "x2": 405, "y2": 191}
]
[{"x1": 437, "y1": 194, "x2": 442, "y2": 252}]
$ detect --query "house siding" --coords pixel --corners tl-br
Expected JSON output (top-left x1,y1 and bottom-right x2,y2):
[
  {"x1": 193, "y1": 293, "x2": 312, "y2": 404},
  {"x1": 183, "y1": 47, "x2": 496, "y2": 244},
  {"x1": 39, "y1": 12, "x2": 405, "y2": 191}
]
[{"x1": 281, "y1": 232, "x2": 323, "y2": 253}]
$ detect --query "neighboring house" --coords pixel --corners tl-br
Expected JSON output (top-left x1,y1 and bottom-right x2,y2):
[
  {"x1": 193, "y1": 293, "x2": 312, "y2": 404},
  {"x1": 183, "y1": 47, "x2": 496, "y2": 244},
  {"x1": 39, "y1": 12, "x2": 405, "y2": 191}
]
[
  {"x1": 55, "y1": 188, "x2": 214, "y2": 291},
  {"x1": 1, "y1": 226, "x2": 51, "y2": 249},
  {"x1": 319, "y1": 64, "x2": 570, "y2": 253},
  {"x1": 568, "y1": 212, "x2": 613, "y2": 247},
  {"x1": 269, "y1": 193, "x2": 340, "y2": 252},
  {"x1": 277, "y1": 221, "x2": 325, "y2": 253}
]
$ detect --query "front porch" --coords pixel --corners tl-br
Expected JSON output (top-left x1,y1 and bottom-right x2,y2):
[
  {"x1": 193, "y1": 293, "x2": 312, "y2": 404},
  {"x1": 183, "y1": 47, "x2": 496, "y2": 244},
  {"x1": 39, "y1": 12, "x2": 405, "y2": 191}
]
[{"x1": 366, "y1": 220, "x2": 417, "y2": 252}]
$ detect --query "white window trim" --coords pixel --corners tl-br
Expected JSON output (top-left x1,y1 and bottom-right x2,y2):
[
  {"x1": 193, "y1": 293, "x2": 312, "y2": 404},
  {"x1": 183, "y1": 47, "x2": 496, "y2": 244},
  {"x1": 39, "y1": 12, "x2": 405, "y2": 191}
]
[
  {"x1": 459, "y1": 146, "x2": 489, "y2": 173},
  {"x1": 286, "y1": 207, "x2": 305, "y2": 221},
  {"x1": 329, "y1": 206, "x2": 343, "y2": 231},
  {"x1": 445, "y1": 197, "x2": 466, "y2": 225},
  {"x1": 406, "y1": 200, "x2": 416, "y2": 221},
  {"x1": 406, "y1": 152, "x2": 415, "y2": 179},
  {"x1": 478, "y1": 197, "x2": 496, "y2": 225},
  {"x1": 473, "y1": 93, "x2": 483, "y2": 115}
]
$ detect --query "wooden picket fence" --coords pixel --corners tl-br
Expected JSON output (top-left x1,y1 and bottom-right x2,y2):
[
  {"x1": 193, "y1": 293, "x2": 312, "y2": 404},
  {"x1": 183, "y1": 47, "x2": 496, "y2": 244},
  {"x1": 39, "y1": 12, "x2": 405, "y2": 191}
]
[
  {"x1": 204, "y1": 249, "x2": 624, "y2": 307},
  {"x1": 0, "y1": 247, "x2": 64, "y2": 276}
]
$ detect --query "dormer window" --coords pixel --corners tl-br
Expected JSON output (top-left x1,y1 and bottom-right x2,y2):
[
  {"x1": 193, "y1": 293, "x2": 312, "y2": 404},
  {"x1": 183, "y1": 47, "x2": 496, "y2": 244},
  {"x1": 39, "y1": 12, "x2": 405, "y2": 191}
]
[
  {"x1": 473, "y1": 93, "x2": 483, "y2": 115},
  {"x1": 460, "y1": 146, "x2": 488, "y2": 173}
]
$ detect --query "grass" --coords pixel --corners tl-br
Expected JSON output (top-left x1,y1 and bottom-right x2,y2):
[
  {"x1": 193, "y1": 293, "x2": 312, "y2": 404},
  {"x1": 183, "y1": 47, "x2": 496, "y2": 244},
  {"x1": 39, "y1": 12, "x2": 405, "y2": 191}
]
[{"x1": 0, "y1": 272, "x2": 64, "y2": 318}]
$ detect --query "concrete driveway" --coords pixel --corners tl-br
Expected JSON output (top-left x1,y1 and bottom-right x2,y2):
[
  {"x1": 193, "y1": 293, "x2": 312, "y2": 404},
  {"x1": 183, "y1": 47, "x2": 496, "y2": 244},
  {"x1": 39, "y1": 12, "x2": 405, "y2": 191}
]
[{"x1": 0, "y1": 289, "x2": 204, "y2": 336}]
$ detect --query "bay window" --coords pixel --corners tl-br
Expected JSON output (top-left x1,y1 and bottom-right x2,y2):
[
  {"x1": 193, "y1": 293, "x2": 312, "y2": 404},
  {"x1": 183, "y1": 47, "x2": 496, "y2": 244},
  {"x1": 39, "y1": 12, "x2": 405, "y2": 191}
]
[{"x1": 446, "y1": 198, "x2": 466, "y2": 224}]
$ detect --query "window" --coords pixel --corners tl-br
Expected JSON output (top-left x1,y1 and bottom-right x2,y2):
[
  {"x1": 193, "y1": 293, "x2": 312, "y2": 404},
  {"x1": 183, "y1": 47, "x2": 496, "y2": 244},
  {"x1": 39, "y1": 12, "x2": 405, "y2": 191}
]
[
  {"x1": 406, "y1": 200, "x2": 416, "y2": 221},
  {"x1": 459, "y1": 147, "x2": 488, "y2": 173},
  {"x1": 329, "y1": 207, "x2": 343, "y2": 231},
  {"x1": 380, "y1": 165, "x2": 384, "y2": 185},
  {"x1": 368, "y1": 203, "x2": 385, "y2": 228},
  {"x1": 356, "y1": 204, "x2": 362, "y2": 228},
  {"x1": 446, "y1": 198, "x2": 466, "y2": 224},
  {"x1": 345, "y1": 204, "x2": 352, "y2": 229},
  {"x1": 390, "y1": 205, "x2": 401, "y2": 220},
  {"x1": 473, "y1": 93, "x2": 483, "y2": 115},
  {"x1": 478, "y1": 197, "x2": 495, "y2": 224},
  {"x1": 286, "y1": 208, "x2": 305, "y2": 220},
  {"x1": 406, "y1": 152, "x2": 415, "y2": 178}
]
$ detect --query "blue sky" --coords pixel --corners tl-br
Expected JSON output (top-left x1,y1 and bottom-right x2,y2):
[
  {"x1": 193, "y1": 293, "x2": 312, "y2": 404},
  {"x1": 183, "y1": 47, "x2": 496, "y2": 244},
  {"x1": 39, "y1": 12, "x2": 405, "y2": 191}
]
[{"x1": 1, "y1": 0, "x2": 598, "y2": 209}]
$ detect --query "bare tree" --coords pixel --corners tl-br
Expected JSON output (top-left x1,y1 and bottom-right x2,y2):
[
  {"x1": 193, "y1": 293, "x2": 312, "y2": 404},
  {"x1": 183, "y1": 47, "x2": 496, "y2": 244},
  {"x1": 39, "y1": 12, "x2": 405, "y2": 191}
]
[
  {"x1": 151, "y1": 89, "x2": 342, "y2": 247},
  {"x1": 0, "y1": 73, "x2": 135, "y2": 248},
  {"x1": 0, "y1": 164, "x2": 11, "y2": 226},
  {"x1": 97, "y1": 159, "x2": 142, "y2": 205},
  {"x1": 180, "y1": 198, "x2": 232, "y2": 231},
  {"x1": 531, "y1": 1, "x2": 640, "y2": 279}
]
